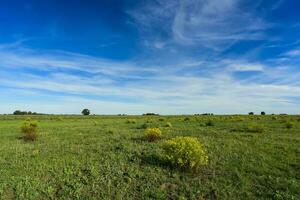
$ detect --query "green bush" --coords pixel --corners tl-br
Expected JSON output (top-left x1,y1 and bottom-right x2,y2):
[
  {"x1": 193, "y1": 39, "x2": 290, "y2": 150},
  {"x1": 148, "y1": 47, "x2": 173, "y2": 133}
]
[
  {"x1": 107, "y1": 130, "x2": 114, "y2": 134},
  {"x1": 183, "y1": 117, "x2": 190, "y2": 121},
  {"x1": 286, "y1": 122, "x2": 294, "y2": 129},
  {"x1": 205, "y1": 120, "x2": 214, "y2": 126},
  {"x1": 145, "y1": 128, "x2": 162, "y2": 142},
  {"x1": 165, "y1": 122, "x2": 172, "y2": 128},
  {"x1": 158, "y1": 118, "x2": 165, "y2": 121},
  {"x1": 140, "y1": 122, "x2": 150, "y2": 129},
  {"x1": 162, "y1": 136, "x2": 208, "y2": 171},
  {"x1": 21, "y1": 121, "x2": 38, "y2": 141}
]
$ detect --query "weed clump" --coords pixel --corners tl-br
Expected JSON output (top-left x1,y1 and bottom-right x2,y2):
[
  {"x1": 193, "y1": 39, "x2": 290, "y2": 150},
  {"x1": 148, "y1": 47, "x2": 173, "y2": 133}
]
[
  {"x1": 21, "y1": 121, "x2": 38, "y2": 141},
  {"x1": 162, "y1": 136, "x2": 208, "y2": 171},
  {"x1": 158, "y1": 118, "x2": 165, "y2": 121},
  {"x1": 145, "y1": 128, "x2": 162, "y2": 142}
]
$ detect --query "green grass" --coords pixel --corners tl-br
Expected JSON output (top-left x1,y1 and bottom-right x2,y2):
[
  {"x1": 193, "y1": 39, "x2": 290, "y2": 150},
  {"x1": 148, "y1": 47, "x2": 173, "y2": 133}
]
[{"x1": 0, "y1": 115, "x2": 299, "y2": 199}]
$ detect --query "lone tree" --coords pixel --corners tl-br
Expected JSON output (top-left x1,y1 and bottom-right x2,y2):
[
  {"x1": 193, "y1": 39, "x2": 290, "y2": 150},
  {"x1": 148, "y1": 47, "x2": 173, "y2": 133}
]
[
  {"x1": 81, "y1": 109, "x2": 90, "y2": 116},
  {"x1": 261, "y1": 111, "x2": 266, "y2": 115},
  {"x1": 248, "y1": 112, "x2": 254, "y2": 115}
]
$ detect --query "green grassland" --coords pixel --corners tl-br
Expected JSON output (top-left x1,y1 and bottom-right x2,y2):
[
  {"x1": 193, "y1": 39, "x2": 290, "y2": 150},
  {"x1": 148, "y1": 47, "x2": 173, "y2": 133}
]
[{"x1": 0, "y1": 115, "x2": 299, "y2": 199}]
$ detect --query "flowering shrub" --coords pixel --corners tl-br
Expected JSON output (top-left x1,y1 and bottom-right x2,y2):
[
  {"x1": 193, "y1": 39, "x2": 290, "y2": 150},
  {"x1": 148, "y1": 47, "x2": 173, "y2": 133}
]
[
  {"x1": 21, "y1": 121, "x2": 38, "y2": 141},
  {"x1": 145, "y1": 128, "x2": 162, "y2": 142},
  {"x1": 162, "y1": 136, "x2": 208, "y2": 171}
]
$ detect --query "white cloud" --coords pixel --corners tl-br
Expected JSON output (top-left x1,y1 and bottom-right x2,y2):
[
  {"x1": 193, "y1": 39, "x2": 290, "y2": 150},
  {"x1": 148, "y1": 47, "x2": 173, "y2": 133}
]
[
  {"x1": 228, "y1": 63, "x2": 265, "y2": 72},
  {"x1": 285, "y1": 49, "x2": 300, "y2": 57},
  {"x1": 129, "y1": 0, "x2": 272, "y2": 51}
]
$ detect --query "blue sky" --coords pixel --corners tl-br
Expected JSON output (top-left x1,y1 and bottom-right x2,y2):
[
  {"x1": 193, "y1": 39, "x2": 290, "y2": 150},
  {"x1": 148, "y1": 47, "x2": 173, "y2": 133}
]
[{"x1": 0, "y1": 0, "x2": 300, "y2": 114}]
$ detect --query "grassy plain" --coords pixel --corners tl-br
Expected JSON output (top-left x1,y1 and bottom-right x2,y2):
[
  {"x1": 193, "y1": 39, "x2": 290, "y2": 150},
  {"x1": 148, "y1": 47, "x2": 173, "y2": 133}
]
[{"x1": 0, "y1": 115, "x2": 299, "y2": 199}]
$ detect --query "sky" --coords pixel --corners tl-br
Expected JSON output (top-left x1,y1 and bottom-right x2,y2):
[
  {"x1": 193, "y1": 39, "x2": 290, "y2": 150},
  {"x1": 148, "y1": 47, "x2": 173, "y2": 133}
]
[{"x1": 0, "y1": 0, "x2": 300, "y2": 114}]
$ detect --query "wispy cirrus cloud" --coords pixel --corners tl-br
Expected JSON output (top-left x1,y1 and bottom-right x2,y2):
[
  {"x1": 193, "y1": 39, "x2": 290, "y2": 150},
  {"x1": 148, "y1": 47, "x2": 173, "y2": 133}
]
[{"x1": 128, "y1": 0, "x2": 277, "y2": 51}]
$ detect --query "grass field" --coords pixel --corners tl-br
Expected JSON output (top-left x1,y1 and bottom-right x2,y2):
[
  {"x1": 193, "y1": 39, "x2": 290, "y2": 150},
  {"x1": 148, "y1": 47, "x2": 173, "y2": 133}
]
[{"x1": 0, "y1": 115, "x2": 299, "y2": 199}]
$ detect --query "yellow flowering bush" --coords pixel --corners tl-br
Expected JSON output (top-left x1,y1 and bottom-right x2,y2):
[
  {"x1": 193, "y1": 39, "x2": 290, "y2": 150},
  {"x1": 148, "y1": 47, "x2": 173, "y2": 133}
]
[
  {"x1": 145, "y1": 128, "x2": 162, "y2": 142},
  {"x1": 162, "y1": 136, "x2": 208, "y2": 171},
  {"x1": 21, "y1": 121, "x2": 38, "y2": 141}
]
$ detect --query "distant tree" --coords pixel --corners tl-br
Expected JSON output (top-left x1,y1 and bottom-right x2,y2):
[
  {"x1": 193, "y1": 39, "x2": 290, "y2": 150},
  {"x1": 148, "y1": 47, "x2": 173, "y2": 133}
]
[
  {"x1": 261, "y1": 111, "x2": 266, "y2": 115},
  {"x1": 13, "y1": 110, "x2": 22, "y2": 115},
  {"x1": 143, "y1": 113, "x2": 159, "y2": 116},
  {"x1": 81, "y1": 109, "x2": 90, "y2": 116},
  {"x1": 13, "y1": 110, "x2": 41, "y2": 115},
  {"x1": 248, "y1": 112, "x2": 254, "y2": 115},
  {"x1": 13, "y1": 110, "x2": 28, "y2": 115}
]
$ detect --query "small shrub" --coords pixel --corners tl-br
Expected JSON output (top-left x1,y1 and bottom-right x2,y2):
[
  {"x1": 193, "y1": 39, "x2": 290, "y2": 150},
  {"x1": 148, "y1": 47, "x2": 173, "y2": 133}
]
[
  {"x1": 165, "y1": 122, "x2": 172, "y2": 128},
  {"x1": 205, "y1": 120, "x2": 214, "y2": 126},
  {"x1": 158, "y1": 118, "x2": 165, "y2": 121},
  {"x1": 140, "y1": 123, "x2": 150, "y2": 129},
  {"x1": 286, "y1": 122, "x2": 294, "y2": 129},
  {"x1": 162, "y1": 136, "x2": 208, "y2": 171},
  {"x1": 183, "y1": 117, "x2": 190, "y2": 121},
  {"x1": 145, "y1": 128, "x2": 162, "y2": 142},
  {"x1": 21, "y1": 121, "x2": 38, "y2": 141},
  {"x1": 107, "y1": 130, "x2": 114, "y2": 134}
]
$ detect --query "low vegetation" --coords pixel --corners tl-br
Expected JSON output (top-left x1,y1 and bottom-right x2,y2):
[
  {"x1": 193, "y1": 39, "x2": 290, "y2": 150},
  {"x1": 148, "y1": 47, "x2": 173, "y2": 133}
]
[{"x1": 0, "y1": 114, "x2": 299, "y2": 199}]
